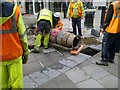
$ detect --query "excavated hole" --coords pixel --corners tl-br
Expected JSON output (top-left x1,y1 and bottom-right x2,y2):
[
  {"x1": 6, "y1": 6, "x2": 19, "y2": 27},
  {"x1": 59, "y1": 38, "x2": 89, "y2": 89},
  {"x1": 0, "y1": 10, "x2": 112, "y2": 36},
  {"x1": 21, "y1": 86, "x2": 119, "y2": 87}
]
[{"x1": 81, "y1": 47, "x2": 100, "y2": 56}]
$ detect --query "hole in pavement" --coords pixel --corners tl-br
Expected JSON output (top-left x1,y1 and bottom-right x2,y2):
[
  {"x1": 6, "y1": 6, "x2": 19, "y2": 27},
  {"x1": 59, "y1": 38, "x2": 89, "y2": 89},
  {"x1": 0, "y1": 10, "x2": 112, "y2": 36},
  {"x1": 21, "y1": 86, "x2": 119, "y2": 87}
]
[{"x1": 81, "y1": 47, "x2": 100, "y2": 56}]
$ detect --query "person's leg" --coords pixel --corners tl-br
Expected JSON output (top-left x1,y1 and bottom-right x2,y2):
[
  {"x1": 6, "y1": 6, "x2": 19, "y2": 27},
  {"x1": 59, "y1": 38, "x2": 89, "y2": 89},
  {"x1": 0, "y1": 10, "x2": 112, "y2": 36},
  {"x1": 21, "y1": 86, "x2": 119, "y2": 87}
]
[
  {"x1": 43, "y1": 21, "x2": 51, "y2": 49},
  {"x1": 44, "y1": 34, "x2": 50, "y2": 49},
  {"x1": 72, "y1": 18, "x2": 77, "y2": 35},
  {"x1": 96, "y1": 32, "x2": 109, "y2": 66},
  {"x1": 108, "y1": 34, "x2": 117, "y2": 63},
  {"x1": 0, "y1": 65, "x2": 10, "y2": 88},
  {"x1": 34, "y1": 34, "x2": 43, "y2": 52},
  {"x1": 8, "y1": 59, "x2": 23, "y2": 88},
  {"x1": 76, "y1": 18, "x2": 82, "y2": 36},
  {"x1": 34, "y1": 21, "x2": 44, "y2": 52},
  {"x1": 96, "y1": 32, "x2": 116, "y2": 66}
]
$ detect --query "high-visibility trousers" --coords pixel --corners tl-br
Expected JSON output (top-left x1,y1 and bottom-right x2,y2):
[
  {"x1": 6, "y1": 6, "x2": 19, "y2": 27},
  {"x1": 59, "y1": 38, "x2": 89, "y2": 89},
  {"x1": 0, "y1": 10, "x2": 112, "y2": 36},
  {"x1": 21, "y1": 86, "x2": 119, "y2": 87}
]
[
  {"x1": 0, "y1": 59, "x2": 23, "y2": 89},
  {"x1": 34, "y1": 34, "x2": 50, "y2": 50}
]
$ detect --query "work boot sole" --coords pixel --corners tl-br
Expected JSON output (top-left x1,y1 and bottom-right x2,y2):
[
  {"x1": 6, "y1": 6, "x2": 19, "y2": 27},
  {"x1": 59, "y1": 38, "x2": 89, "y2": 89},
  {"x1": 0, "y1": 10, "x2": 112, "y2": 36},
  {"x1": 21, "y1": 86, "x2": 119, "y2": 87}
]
[{"x1": 96, "y1": 62, "x2": 108, "y2": 66}]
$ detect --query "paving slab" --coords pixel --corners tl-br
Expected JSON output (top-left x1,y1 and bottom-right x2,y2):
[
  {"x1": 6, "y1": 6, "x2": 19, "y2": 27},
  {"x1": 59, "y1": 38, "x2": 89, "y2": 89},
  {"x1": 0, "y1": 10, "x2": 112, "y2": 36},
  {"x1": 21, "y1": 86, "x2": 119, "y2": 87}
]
[
  {"x1": 59, "y1": 59, "x2": 78, "y2": 68},
  {"x1": 82, "y1": 64, "x2": 110, "y2": 80},
  {"x1": 76, "y1": 78, "x2": 104, "y2": 88},
  {"x1": 67, "y1": 53, "x2": 91, "y2": 64},
  {"x1": 23, "y1": 76, "x2": 38, "y2": 88},
  {"x1": 49, "y1": 62, "x2": 70, "y2": 73},
  {"x1": 98, "y1": 63, "x2": 118, "y2": 78},
  {"x1": 42, "y1": 67, "x2": 61, "y2": 79},
  {"x1": 87, "y1": 45, "x2": 101, "y2": 50},
  {"x1": 28, "y1": 71, "x2": 50, "y2": 86},
  {"x1": 42, "y1": 47, "x2": 56, "y2": 54},
  {"x1": 65, "y1": 67, "x2": 90, "y2": 83},
  {"x1": 98, "y1": 75, "x2": 118, "y2": 88},
  {"x1": 23, "y1": 62, "x2": 42, "y2": 76},
  {"x1": 38, "y1": 74, "x2": 77, "y2": 88}
]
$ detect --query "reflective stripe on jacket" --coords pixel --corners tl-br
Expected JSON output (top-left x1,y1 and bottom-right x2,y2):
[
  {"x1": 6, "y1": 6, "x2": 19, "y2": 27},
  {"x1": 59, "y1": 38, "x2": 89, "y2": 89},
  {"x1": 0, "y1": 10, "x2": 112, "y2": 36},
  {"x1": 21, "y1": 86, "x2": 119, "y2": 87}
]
[
  {"x1": 106, "y1": 1, "x2": 120, "y2": 34},
  {"x1": 37, "y1": 9, "x2": 53, "y2": 28},
  {"x1": 56, "y1": 19, "x2": 63, "y2": 31},
  {"x1": 67, "y1": 0, "x2": 84, "y2": 18},
  {"x1": 0, "y1": 3, "x2": 30, "y2": 61}
]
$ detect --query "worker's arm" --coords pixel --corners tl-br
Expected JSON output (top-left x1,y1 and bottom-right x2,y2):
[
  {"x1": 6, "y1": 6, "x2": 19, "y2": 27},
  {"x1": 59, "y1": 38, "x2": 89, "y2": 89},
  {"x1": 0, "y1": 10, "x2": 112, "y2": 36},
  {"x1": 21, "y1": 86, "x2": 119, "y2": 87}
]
[
  {"x1": 67, "y1": 3, "x2": 71, "y2": 19},
  {"x1": 103, "y1": 4, "x2": 113, "y2": 31},
  {"x1": 81, "y1": 2, "x2": 84, "y2": 19},
  {"x1": 17, "y1": 12, "x2": 30, "y2": 56},
  {"x1": 52, "y1": 14, "x2": 58, "y2": 28}
]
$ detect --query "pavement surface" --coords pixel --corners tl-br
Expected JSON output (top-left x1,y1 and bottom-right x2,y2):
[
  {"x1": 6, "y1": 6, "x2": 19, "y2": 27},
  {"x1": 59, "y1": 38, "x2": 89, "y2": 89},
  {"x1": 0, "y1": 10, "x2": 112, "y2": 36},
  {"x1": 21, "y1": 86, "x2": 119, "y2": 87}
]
[{"x1": 22, "y1": 10, "x2": 119, "y2": 88}]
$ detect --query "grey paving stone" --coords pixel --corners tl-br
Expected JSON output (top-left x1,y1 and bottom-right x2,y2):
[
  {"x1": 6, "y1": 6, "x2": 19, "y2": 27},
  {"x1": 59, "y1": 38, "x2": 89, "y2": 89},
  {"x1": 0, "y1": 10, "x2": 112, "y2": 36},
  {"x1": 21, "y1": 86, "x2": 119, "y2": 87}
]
[
  {"x1": 65, "y1": 67, "x2": 90, "y2": 83},
  {"x1": 49, "y1": 63, "x2": 70, "y2": 73},
  {"x1": 23, "y1": 62, "x2": 43, "y2": 76},
  {"x1": 98, "y1": 75, "x2": 118, "y2": 88},
  {"x1": 42, "y1": 47, "x2": 56, "y2": 53},
  {"x1": 42, "y1": 67, "x2": 61, "y2": 79},
  {"x1": 38, "y1": 74, "x2": 77, "y2": 88},
  {"x1": 59, "y1": 59, "x2": 78, "y2": 68},
  {"x1": 28, "y1": 72, "x2": 51, "y2": 85},
  {"x1": 98, "y1": 63, "x2": 118, "y2": 78},
  {"x1": 67, "y1": 53, "x2": 91, "y2": 64},
  {"x1": 76, "y1": 78, "x2": 104, "y2": 88},
  {"x1": 87, "y1": 45, "x2": 101, "y2": 50},
  {"x1": 82, "y1": 64, "x2": 110, "y2": 80},
  {"x1": 23, "y1": 76, "x2": 38, "y2": 88}
]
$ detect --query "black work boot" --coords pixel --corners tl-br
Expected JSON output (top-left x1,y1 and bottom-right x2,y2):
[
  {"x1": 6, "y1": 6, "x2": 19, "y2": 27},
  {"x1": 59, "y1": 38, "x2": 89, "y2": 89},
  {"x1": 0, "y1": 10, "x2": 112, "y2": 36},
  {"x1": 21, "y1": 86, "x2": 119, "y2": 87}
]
[
  {"x1": 109, "y1": 60, "x2": 114, "y2": 63},
  {"x1": 96, "y1": 60, "x2": 108, "y2": 66}
]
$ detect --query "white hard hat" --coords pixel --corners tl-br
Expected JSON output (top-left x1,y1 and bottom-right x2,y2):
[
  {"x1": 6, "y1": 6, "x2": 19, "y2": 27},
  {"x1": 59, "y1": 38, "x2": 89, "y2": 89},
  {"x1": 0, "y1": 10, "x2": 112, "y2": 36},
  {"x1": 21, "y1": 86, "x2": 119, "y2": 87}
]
[{"x1": 54, "y1": 12, "x2": 60, "y2": 17}]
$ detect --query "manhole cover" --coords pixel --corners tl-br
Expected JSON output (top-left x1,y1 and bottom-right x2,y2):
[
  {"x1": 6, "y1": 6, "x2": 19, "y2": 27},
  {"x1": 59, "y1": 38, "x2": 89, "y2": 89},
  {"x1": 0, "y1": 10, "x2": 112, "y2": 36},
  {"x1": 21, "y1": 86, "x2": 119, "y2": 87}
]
[{"x1": 81, "y1": 47, "x2": 100, "y2": 56}]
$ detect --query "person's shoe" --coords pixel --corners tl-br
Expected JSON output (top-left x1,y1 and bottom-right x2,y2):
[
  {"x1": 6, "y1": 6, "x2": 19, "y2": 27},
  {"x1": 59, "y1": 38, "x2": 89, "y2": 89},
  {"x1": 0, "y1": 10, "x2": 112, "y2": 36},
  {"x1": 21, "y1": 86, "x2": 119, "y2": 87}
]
[
  {"x1": 33, "y1": 49, "x2": 40, "y2": 53},
  {"x1": 96, "y1": 60, "x2": 108, "y2": 66},
  {"x1": 44, "y1": 45, "x2": 48, "y2": 49},
  {"x1": 109, "y1": 60, "x2": 114, "y2": 63}
]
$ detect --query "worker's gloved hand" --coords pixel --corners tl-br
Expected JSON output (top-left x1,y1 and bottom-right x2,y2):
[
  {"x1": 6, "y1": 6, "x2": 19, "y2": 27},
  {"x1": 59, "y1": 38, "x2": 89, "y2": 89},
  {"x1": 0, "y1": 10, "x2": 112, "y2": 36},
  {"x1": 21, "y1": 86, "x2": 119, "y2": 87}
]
[
  {"x1": 101, "y1": 29, "x2": 105, "y2": 34},
  {"x1": 22, "y1": 55, "x2": 28, "y2": 64}
]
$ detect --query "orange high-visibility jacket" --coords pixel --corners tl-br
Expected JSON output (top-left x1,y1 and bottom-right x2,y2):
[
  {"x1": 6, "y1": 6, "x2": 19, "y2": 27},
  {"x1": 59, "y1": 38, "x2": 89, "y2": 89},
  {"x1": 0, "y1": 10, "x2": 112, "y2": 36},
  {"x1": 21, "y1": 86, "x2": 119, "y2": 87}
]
[
  {"x1": 0, "y1": 6, "x2": 23, "y2": 61},
  {"x1": 69, "y1": 2, "x2": 82, "y2": 17},
  {"x1": 56, "y1": 19, "x2": 63, "y2": 31},
  {"x1": 105, "y1": 1, "x2": 120, "y2": 34}
]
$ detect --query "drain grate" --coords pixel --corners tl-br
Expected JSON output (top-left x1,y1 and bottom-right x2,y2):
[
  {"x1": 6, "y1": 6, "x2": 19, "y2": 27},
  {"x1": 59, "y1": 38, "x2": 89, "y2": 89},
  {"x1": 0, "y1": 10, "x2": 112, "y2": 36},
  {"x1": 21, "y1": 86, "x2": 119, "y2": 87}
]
[{"x1": 81, "y1": 47, "x2": 100, "y2": 56}]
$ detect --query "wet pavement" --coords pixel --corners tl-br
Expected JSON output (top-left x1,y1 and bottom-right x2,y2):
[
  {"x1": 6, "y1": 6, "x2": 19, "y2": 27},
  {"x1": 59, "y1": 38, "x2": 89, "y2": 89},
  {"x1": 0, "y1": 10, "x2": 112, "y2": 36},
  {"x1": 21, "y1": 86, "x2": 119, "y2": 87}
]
[{"x1": 22, "y1": 11, "x2": 119, "y2": 88}]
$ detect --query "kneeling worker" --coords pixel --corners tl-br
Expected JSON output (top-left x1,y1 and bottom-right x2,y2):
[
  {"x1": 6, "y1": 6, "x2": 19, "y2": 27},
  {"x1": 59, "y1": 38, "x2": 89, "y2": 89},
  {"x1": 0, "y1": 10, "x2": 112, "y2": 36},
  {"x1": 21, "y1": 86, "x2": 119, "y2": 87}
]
[
  {"x1": 54, "y1": 12, "x2": 63, "y2": 31},
  {"x1": 34, "y1": 8, "x2": 57, "y2": 53}
]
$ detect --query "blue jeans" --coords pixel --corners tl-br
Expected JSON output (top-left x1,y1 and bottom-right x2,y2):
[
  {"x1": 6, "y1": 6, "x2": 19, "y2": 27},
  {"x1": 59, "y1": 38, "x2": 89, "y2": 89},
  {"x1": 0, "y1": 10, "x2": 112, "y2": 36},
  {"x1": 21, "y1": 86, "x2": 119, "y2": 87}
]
[
  {"x1": 72, "y1": 17, "x2": 82, "y2": 36},
  {"x1": 101, "y1": 32, "x2": 120, "y2": 61}
]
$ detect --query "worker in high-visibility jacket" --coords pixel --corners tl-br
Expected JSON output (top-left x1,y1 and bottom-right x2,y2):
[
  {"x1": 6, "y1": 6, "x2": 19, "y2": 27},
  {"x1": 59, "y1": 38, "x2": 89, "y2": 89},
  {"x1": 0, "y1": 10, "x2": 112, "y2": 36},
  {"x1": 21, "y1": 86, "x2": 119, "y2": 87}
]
[
  {"x1": 67, "y1": 0, "x2": 84, "y2": 36},
  {"x1": 54, "y1": 12, "x2": 63, "y2": 31},
  {"x1": 34, "y1": 8, "x2": 57, "y2": 53},
  {"x1": 96, "y1": 1, "x2": 120, "y2": 66},
  {"x1": 0, "y1": 0, "x2": 30, "y2": 88}
]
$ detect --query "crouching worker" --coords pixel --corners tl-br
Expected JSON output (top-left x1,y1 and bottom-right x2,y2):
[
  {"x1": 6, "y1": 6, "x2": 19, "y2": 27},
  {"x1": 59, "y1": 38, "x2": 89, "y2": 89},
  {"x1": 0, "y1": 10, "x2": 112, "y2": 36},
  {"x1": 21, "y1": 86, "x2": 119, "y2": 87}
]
[
  {"x1": 34, "y1": 8, "x2": 57, "y2": 53},
  {"x1": 54, "y1": 12, "x2": 63, "y2": 31},
  {"x1": 0, "y1": 0, "x2": 30, "y2": 89}
]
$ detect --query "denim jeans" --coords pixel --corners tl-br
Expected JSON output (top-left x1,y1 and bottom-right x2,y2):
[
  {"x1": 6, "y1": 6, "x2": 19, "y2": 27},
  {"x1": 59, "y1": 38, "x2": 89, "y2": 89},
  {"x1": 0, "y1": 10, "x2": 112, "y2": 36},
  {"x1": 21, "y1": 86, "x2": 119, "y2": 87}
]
[
  {"x1": 72, "y1": 17, "x2": 82, "y2": 36},
  {"x1": 101, "y1": 32, "x2": 120, "y2": 61}
]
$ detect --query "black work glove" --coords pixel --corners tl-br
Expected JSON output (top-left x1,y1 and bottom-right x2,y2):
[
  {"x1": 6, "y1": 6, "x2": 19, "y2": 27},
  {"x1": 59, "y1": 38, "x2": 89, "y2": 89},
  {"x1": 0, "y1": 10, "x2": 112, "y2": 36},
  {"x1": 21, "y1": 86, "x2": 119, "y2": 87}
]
[{"x1": 22, "y1": 55, "x2": 28, "y2": 64}]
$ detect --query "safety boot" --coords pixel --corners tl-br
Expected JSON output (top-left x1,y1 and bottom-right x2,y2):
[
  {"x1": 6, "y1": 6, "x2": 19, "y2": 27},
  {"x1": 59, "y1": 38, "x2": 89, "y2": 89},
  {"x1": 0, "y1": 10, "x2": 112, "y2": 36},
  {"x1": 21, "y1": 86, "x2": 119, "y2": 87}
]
[{"x1": 96, "y1": 60, "x2": 108, "y2": 66}]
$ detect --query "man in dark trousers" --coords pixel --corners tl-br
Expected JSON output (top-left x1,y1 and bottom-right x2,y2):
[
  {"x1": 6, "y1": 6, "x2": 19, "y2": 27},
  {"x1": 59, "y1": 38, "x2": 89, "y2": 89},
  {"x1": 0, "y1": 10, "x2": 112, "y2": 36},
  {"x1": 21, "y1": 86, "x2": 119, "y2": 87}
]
[
  {"x1": 96, "y1": 0, "x2": 120, "y2": 66},
  {"x1": 34, "y1": 8, "x2": 57, "y2": 53}
]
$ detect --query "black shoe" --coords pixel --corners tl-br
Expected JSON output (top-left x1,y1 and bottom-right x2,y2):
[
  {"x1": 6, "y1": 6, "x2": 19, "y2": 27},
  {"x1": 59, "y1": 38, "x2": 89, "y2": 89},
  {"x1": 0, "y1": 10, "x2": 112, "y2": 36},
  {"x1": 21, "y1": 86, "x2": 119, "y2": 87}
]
[
  {"x1": 109, "y1": 60, "x2": 114, "y2": 63},
  {"x1": 96, "y1": 60, "x2": 108, "y2": 66}
]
